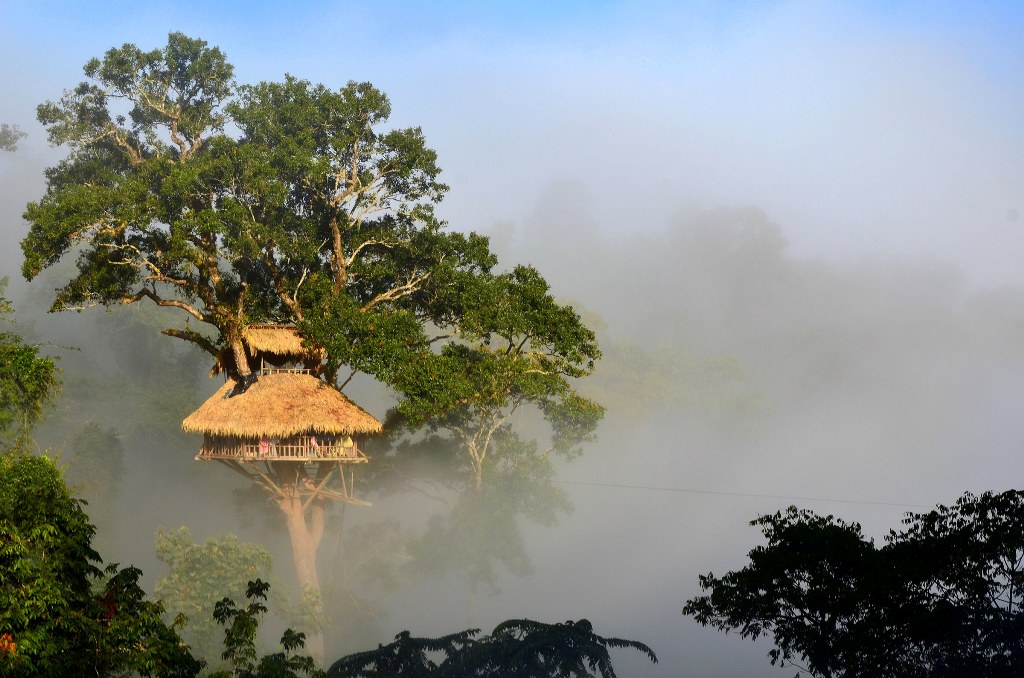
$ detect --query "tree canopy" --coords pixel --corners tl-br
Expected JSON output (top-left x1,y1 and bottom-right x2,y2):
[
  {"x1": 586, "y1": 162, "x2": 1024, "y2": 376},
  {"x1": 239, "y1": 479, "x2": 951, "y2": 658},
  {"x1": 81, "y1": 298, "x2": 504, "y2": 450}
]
[
  {"x1": 683, "y1": 491, "x2": 1024, "y2": 677},
  {"x1": 21, "y1": 32, "x2": 604, "y2": 667},
  {"x1": 23, "y1": 32, "x2": 490, "y2": 379}
]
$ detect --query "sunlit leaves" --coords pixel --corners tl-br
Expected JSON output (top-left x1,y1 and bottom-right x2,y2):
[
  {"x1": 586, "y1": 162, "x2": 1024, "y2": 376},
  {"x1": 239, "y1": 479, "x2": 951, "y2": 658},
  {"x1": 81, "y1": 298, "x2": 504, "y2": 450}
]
[
  {"x1": 79, "y1": 32, "x2": 233, "y2": 150},
  {"x1": 22, "y1": 32, "x2": 502, "y2": 385},
  {"x1": 22, "y1": 34, "x2": 604, "y2": 475},
  {"x1": 387, "y1": 264, "x2": 604, "y2": 476},
  {"x1": 300, "y1": 289, "x2": 426, "y2": 386}
]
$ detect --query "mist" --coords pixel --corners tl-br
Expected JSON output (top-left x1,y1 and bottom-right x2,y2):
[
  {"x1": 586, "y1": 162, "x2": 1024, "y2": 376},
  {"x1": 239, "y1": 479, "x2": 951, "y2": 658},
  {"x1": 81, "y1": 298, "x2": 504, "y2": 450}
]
[{"x1": 3, "y1": 2, "x2": 1024, "y2": 675}]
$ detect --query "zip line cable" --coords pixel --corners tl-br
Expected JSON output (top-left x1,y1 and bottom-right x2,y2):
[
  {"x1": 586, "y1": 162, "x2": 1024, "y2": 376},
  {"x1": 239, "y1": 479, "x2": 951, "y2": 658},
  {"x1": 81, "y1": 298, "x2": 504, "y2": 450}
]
[{"x1": 552, "y1": 479, "x2": 933, "y2": 509}]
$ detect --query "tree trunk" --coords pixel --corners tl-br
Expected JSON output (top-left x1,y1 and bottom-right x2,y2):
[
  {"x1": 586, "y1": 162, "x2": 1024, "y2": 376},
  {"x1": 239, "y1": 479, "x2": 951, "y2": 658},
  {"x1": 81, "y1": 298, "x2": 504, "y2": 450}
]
[
  {"x1": 230, "y1": 335, "x2": 251, "y2": 377},
  {"x1": 473, "y1": 462, "x2": 483, "y2": 491},
  {"x1": 281, "y1": 494, "x2": 321, "y2": 593},
  {"x1": 275, "y1": 463, "x2": 325, "y2": 662}
]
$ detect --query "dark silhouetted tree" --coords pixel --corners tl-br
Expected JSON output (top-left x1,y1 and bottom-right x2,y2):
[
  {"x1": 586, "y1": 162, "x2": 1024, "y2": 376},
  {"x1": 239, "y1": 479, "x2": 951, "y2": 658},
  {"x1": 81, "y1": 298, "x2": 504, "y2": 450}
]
[
  {"x1": 327, "y1": 618, "x2": 656, "y2": 677},
  {"x1": 684, "y1": 491, "x2": 1024, "y2": 677}
]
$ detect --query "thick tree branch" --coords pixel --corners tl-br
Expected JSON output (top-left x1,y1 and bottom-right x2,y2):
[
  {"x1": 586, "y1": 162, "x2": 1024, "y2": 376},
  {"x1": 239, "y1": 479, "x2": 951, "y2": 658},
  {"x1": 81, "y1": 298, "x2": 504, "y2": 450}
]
[
  {"x1": 161, "y1": 327, "x2": 220, "y2": 357},
  {"x1": 123, "y1": 287, "x2": 205, "y2": 322},
  {"x1": 360, "y1": 271, "x2": 430, "y2": 312}
]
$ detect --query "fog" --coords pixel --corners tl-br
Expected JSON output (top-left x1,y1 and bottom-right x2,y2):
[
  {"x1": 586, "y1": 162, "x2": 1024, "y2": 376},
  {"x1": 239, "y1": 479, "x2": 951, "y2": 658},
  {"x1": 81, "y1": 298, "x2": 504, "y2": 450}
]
[{"x1": 3, "y1": 2, "x2": 1024, "y2": 675}]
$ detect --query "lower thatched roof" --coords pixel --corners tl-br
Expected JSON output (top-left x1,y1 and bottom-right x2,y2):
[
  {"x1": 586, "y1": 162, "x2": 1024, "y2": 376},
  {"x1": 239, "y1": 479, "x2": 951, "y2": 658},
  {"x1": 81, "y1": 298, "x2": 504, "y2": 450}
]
[{"x1": 182, "y1": 373, "x2": 383, "y2": 438}]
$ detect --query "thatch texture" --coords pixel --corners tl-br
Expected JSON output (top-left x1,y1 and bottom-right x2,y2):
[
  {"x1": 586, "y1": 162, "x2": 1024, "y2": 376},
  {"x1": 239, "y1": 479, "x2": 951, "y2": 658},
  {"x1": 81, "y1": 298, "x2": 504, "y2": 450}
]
[
  {"x1": 182, "y1": 373, "x2": 383, "y2": 438},
  {"x1": 242, "y1": 324, "x2": 324, "y2": 360}
]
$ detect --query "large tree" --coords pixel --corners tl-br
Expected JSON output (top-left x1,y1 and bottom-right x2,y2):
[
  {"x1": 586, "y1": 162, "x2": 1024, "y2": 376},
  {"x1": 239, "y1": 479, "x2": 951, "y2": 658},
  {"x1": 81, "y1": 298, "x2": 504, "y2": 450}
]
[
  {"x1": 22, "y1": 33, "x2": 491, "y2": 379},
  {"x1": 20, "y1": 33, "x2": 599, "y2": 445},
  {"x1": 683, "y1": 491, "x2": 1024, "y2": 677},
  {"x1": 22, "y1": 32, "x2": 602, "y2": 658}
]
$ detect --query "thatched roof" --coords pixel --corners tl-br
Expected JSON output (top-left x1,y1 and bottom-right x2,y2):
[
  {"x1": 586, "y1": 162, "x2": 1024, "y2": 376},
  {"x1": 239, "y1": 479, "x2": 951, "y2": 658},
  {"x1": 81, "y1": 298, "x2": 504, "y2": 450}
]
[
  {"x1": 182, "y1": 372, "x2": 383, "y2": 438},
  {"x1": 242, "y1": 324, "x2": 324, "y2": 360}
]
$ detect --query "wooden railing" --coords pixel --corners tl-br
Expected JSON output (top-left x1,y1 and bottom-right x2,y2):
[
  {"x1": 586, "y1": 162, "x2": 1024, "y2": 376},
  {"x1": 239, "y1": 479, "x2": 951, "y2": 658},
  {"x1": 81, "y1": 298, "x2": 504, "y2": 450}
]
[
  {"x1": 258, "y1": 367, "x2": 313, "y2": 376},
  {"x1": 199, "y1": 434, "x2": 366, "y2": 461}
]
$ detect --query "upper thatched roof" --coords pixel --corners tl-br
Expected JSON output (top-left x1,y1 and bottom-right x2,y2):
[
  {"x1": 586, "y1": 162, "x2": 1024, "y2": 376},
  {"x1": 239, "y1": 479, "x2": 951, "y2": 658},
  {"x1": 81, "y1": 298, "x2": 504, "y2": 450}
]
[
  {"x1": 182, "y1": 372, "x2": 383, "y2": 438},
  {"x1": 242, "y1": 324, "x2": 324, "y2": 360}
]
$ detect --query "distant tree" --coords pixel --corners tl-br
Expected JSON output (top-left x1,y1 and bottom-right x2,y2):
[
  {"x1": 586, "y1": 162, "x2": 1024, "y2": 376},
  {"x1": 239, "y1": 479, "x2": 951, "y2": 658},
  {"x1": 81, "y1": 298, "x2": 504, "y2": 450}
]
[
  {"x1": 587, "y1": 338, "x2": 760, "y2": 421},
  {"x1": 317, "y1": 518, "x2": 410, "y2": 649},
  {"x1": 326, "y1": 618, "x2": 656, "y2": 677},
  {"x1": 68, "y1": 422, "x2": 126, "y2": 486},
  {"x1": 683, "y1": 491, "x2": 1024, "y2": 677},
  {"x1": 155, "y1": 527, "x2": 277, "y2": 664},
  {"x1": 310, "y1": 269, "x2": 600, "y2": 631},
  {"x1": 0, "y1": 453, "x2": 201, "y2": 677},
  {"x1": 0, "y1": 123, "x2": 25, "y2": 152}
]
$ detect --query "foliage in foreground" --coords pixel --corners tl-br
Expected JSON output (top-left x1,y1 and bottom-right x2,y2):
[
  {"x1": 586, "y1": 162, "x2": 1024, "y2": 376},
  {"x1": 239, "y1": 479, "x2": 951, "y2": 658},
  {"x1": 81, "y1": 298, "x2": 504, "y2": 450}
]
[
  {"x1": 684, "y1": 490, "x2": 1024, "y2": 677},
  {"x1": 200, "y1": 577, "x2": 655, "y2": 678},
  {"x1": 0, "y1": 281, "x2": 59, "y2": 445},
  {"x1": 0, "y1": 453, "x2": 200, "y2": 677},
  {"x1": 208, "y1": 580, "x2": 323, "y2": 678},
  {"x1": 0, "y1": 450, "x2": 650, "y2": 677}
]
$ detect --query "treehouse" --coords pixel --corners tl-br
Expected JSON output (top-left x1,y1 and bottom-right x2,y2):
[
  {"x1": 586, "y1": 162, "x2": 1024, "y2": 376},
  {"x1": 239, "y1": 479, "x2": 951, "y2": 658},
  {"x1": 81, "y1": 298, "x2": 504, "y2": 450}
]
[{"x1": 182, "y1": 325, "x2": 383, "y2": 506}]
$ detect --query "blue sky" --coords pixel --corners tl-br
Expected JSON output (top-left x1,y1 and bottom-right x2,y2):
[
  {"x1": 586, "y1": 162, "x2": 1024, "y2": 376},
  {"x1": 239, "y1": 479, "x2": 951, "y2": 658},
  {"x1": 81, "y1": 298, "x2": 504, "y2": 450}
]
[{"x1": 3, "y1": 1, "x2": 1024, "y2": 280}]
